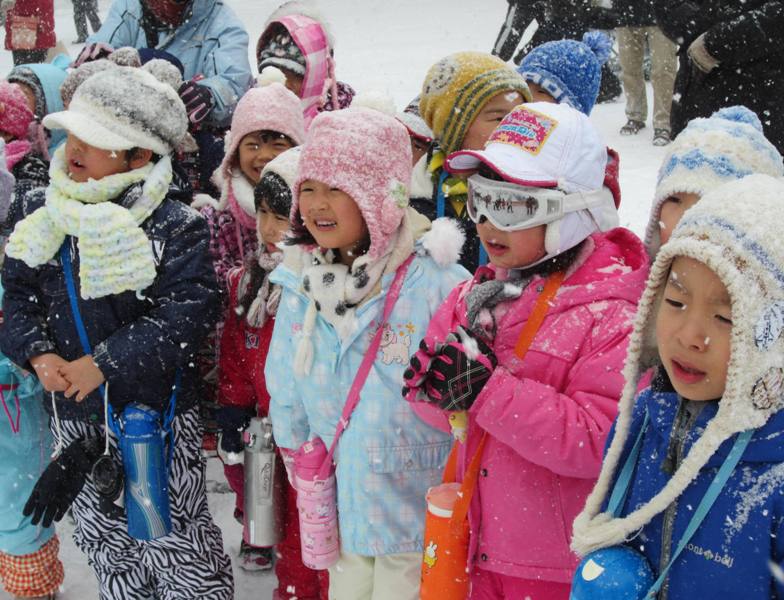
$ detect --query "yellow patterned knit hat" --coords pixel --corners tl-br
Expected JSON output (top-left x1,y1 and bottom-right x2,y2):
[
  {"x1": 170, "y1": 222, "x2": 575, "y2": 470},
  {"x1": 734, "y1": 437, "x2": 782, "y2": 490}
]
[{"x1": 419, "y1": 52, "x2": 530, "y2": 155}]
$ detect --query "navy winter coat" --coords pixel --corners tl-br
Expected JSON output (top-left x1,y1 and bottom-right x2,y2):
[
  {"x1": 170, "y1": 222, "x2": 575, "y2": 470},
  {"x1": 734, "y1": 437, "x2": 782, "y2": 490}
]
[
  {"x1": 0, "y1": 183, "x2": 219, "y2": 422},
  {"x1": 608, "y1": 375, "x2": 784, "y2": 599},
  {"x1": 655, "y1": 0, "x2": 784, "y2": 152}
]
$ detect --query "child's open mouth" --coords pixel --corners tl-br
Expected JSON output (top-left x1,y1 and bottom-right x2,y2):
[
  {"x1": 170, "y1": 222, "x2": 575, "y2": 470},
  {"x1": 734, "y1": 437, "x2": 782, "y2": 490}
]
[
  {"x1": 671, "y1": 358, "x2": 707, "y2": 384},
  {"x1": 484, "y1": 238, "x2": 508, "y2": 256},
  {"x1": 314, "y1": 219, "x2": 337, "y2": 231},
  {"x1": 69, "y1": 158, "x2": 85, "y2": 171}
]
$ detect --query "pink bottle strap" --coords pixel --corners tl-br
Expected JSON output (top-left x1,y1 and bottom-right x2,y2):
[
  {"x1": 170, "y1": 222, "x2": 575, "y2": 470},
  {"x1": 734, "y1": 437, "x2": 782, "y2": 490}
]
[{"x1": 318, "y1": 254, "x2": 415, "y2": 479}]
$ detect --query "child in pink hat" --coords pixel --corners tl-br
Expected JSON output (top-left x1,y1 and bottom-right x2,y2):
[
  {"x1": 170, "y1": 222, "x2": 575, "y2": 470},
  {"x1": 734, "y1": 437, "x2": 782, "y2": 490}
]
[
  {"x1": 266, "y1": 106, "x2": 469, "y2": 600},
  {"x1": 194, "y1": 78, "x2": 305, "y2": 295},
  {"x1": 0, "y1": 81, "x2": 50, "y2": 236}
]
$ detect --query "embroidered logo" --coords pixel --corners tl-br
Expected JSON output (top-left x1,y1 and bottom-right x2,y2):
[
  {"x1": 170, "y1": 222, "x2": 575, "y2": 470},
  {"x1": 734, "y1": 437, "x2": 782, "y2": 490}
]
[
  {"x1": 245, "y1": 332, "x2": 259, "y2": 349},
  {"x1": 489, "y1": 106, "x2": 558, "y2": 155},
  {"x1": 379, "y1": 323, "x2": 411, "y2": 365},
  {"x1": 755, "y1": 301, "x2": 784, "y2": 350},
  {"x1": 150, "y1": 239, "x2": 166, "y2": 266},
  {"x1": 751, "y1": 367, "x2": 784, "y2": 410}
]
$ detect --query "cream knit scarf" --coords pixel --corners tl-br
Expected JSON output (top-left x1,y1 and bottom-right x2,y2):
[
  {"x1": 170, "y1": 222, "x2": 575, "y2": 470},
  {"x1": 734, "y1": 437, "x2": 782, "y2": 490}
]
[{"x1": 6, "y1": 147, "x2": 172, "y2": 299}]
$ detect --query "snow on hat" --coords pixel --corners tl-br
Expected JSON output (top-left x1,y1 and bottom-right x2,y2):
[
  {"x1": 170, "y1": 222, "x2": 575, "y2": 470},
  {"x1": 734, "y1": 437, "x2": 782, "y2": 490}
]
[
  {"x1": 397, "y1": 96, "x2": 433, "y2": 143},
  {"x1": 645, "y1": 106, "x2": 784, "y2": 256},
  {"x1": 447, "y1": 102, "x2": 618, "y2": 261},
  {"x1": 419, "y1": 52, "x2": 531, "y2": 156},
  {"x1": 0, "y1": 82, "x2": 34, "y2": 140},
  {"x1": 573, "y1": 174, "x2": 784, "y2": 556},
  {"x1": 44, "y1": 67, "x2": 187, "y2": 155},
  {"x1": 257, "y1": 145, "x2": 301, "y2": 217},
  {"x1": 517, "y1": 30, "x2": 612, "y2": 115},
  {"x1": 291, "y1": 106, "x2": 413, "y2": 259}
]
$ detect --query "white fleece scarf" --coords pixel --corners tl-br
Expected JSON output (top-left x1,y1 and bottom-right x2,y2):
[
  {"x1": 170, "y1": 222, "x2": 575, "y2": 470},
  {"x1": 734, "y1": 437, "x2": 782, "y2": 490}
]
[{"x1": 6, "y1": 147, "x2": 172, "y2": 299}]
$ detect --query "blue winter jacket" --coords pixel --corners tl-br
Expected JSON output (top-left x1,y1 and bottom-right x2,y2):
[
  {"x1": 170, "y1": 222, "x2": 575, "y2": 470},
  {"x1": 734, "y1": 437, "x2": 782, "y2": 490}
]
[
  {"x1": 608, "y1": 378, "x2": 784, "y2": 598},
  {"x1": 266, "y1": 241, "x2": 469, "y2": 556},
  {"x1": 0, "y1": 284, "x2": 55, "y2": 556},
  {"x1": 0, "y1": 182, "x2": 219, "y2": 423},
  {"x1": 88, "y1": 0, "x2": 252, "y2": 128}
]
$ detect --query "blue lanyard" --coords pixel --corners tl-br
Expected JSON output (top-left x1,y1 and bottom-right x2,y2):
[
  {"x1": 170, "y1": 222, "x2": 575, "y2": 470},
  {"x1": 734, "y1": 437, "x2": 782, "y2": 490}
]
[
  {"x1": 436, "y1": 170, "x2": 487, "y2": 267},
  {"x1": 608, "y1": 408, "x2": 754, "y2": 597},
  {"x1": 59, "y1": 240, "x2": 179, "y2": 443}
]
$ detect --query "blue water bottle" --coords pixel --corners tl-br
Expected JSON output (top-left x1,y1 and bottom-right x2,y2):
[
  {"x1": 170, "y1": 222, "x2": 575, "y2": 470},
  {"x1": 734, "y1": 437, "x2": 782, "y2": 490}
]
[{"x1": 119, "y1": 403, "x2": 172, "y2": 541}]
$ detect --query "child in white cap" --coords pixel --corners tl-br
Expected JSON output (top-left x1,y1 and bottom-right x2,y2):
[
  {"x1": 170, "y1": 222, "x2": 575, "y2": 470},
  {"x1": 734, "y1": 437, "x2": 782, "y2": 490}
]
[{"x1": 0, "y1": 66, "x2": 233, "y2": 598}]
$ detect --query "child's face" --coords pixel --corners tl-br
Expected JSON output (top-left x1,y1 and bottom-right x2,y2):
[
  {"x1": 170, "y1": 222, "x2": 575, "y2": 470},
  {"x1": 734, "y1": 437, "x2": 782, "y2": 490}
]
[
  {"x1": 656, "y1": 256, "x2": 732, "y2": 401},
  {"x1": 298, "y1": 179, "x2": 368, "y2": 262},
  {"x1": 526, "y1": 82, "x2": 556, "y2": 104},
  {"x1": 476, "y1": 218, "x2": 547, "y2": 270},
  {"x1": 237, "y1": 132, "x2": 293, "y2": 184},
  {"x1": 410, "y1": 136, "x2": 430, "y2": 166},
  {"x1": 281, "y1": 68, "x2": 304, "y2": 98},
  {"x1": 257, "y1": 198, "x2": 290, "y2": 253},
  {"x1": 659, "y1": 192, "x2": 700, "y2": 245},
  {"x1": 65, "y1": 134, "x2": 151, "y2": 183},
  {"x1": 15, "y1": 82, "x2": 36, "y2": 114},
  {"x1": 461, "y1": 91, "x2": 525, "y2": 151}
]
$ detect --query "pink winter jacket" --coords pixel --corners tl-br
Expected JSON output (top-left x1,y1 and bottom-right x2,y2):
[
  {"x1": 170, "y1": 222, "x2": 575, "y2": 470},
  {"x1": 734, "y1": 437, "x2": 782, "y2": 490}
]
[{"x1": 412, "y1": 228, "x2": 649, "y2": 583}]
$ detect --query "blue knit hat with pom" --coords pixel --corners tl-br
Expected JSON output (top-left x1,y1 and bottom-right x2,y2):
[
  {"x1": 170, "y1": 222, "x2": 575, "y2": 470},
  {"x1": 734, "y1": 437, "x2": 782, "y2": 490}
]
[
  {"x1": 517, "y1": 31, "x2": 611, "y2": 115},
  {"x1": 645, "y1": 105, "x2": 784, "y2": 255}
]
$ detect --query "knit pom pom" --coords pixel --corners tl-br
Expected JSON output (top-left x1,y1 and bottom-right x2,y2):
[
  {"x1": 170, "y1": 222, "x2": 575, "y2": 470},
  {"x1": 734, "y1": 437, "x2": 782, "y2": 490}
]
[
  {"x1": 143, "y1": 59, "x2": 183, "y2": 91},
  {"x1": 108, "y1": 46, "x2": 142, "y2": 68},
  {"x1": 422, "y1": 218, "x2": 465, "y2": 267},
  {"x1": 351, "y1": 89, "x2": 397, "y2": 116},
  {"x1": 714, "y1": 105, "x2": 764, "y2": 132},
  {"x1": 257, "y1": 66, "x2": 287, "y2": 88},
  {"x1": 582, "y1": 30, "x2": 613, "y2": 66}
]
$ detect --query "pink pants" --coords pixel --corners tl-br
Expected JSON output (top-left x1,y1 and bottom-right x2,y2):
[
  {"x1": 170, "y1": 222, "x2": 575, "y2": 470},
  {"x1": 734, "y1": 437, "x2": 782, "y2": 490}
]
[{"x1": 469, "y1": 567, "x2": 571, "y2": 600}]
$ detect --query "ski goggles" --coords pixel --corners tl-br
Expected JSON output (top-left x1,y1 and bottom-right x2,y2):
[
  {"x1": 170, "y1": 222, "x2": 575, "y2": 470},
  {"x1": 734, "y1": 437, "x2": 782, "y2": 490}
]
[{"x1": 466, "y1": 174, "x2": 609, "y2": 231}]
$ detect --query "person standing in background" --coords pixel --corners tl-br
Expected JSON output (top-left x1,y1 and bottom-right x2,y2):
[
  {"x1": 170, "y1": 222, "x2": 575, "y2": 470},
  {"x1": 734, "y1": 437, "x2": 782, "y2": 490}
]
[
  {"x1": 2, "y1": 0, "x2": 55, "y2": 66},
  {"x1": 614, "y1": 0, "x2": 677, "y2": 145},
  {"x1": 71, "y1": 0, "x2": 101, "y2": 43}
]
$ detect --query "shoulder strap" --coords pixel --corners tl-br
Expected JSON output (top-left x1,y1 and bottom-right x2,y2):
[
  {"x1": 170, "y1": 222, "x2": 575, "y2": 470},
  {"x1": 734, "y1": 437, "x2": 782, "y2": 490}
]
[
  {"x1": 60, "y1": 241, "x2": 179, "y2": 434},
  {"x1": 448, "y1": 270, "x2": 566, "y2": 532},
  {"x1": 317, "y1": 254, "x2": 415, "y2": 479},
  {"x1": 514, "y1": 271, "x2": 565, "y2": 358},
  {"x1": 647, "y1": 428, "x2": 754, "y2": 596},
  {"x1": 607, "y1": 411, "x2": 650, "y2": 517}
]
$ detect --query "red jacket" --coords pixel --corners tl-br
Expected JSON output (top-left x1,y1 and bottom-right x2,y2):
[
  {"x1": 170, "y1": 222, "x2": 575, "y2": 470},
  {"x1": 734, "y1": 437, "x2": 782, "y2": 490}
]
[
  {"x1": 218, "y1": 267, "x2": 274, "y2": 416},
  {"x1": 4, "y1": 0, "x2": 56, "y2": 51}
]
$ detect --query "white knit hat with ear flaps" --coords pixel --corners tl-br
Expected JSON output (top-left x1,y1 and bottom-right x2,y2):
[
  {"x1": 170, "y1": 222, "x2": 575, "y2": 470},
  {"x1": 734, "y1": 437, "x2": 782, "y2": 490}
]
[{"x1": 572, "y1": 174, "x2": 784, "y2": 557}]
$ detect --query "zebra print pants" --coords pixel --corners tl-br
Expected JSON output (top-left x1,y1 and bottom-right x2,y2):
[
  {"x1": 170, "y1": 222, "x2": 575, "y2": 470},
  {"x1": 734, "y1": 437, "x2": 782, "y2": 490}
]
[{"x1": 54, "y1": 406, "x2": 234, "y2": 599}]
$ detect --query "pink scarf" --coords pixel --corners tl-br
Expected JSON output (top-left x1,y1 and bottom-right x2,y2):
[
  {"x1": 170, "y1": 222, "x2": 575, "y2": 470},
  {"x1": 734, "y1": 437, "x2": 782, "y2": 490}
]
[{"x1": 5, "y1": 139, "x2": 31, "y2": 171}]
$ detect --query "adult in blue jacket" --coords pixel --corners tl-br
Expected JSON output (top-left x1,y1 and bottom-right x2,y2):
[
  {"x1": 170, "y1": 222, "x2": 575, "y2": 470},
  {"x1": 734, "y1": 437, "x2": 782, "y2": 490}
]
[{"x1": 85, "y1": 0, "x2": 252, "y2": 128}]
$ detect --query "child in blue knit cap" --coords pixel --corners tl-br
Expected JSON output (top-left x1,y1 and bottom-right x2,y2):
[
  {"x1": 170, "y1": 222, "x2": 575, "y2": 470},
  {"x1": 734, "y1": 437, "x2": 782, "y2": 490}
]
[{"x1": 517, "y1": 31, "x2": 613, "y2": 116}]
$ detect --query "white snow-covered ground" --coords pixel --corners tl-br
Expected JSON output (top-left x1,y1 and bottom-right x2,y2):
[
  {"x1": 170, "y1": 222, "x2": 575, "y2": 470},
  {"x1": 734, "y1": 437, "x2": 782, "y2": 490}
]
[{"x1": 0, "y1": 1, "x2": 667, "y2": 598}]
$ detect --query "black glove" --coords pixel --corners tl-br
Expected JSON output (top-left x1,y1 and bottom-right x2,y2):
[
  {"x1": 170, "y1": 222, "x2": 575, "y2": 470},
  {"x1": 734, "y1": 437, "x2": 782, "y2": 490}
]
[
  {"x1": 425, "y1": 326, "x2": 497, "y2": 412},
  {"x1": 402, "y1": 338, "x2": 443, "y2": 400},
  {"x1": 178, "y1": 80, "x2": 214, "y2": 125},
  {"x1": 24, "y1": 437, "x2": 102, "y2": 527},
  {"x1": 216, "y1": 406, "x2": 253, "y2": 454}
]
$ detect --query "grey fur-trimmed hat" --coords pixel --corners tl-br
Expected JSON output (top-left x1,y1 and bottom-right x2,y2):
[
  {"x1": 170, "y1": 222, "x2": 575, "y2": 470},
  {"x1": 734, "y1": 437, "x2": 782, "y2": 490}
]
[
  {"x1": 573, "y1": 174, "x2": 784, "y2": 556},
  {"x1": 44, "y1": 66, "x2": 187, "y2": 155}
]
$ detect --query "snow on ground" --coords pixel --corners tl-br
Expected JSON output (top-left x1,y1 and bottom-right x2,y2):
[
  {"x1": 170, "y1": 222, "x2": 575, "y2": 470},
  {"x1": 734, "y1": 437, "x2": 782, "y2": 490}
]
[{"x1": 0, "y1": 1, "x2": 667, "y2": 597}]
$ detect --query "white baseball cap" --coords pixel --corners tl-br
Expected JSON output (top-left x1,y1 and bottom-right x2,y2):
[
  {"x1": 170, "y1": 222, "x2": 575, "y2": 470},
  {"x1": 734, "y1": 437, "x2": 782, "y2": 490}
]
[{"x1": 446, "y1": 101, "x2": 607, "y2": 194}]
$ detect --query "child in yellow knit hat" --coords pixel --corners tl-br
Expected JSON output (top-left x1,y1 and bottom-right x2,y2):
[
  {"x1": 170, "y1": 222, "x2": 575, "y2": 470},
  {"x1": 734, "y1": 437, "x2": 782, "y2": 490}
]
[{"x1": 413, "y1": 52, "x2": 530, "y2": 273}]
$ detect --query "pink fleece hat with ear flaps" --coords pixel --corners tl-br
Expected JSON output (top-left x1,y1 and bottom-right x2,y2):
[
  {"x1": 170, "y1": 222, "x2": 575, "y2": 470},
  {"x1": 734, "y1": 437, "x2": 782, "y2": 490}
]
[
  {"x1": 291, "y1": 106, "x2": 413, "y2": 259},
  {"x1": 0, "y1": 82, "x2": 34, "y2": 141},
  {"x1": 220, "y1": 81, "x2": 306, "y2": 183}
]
